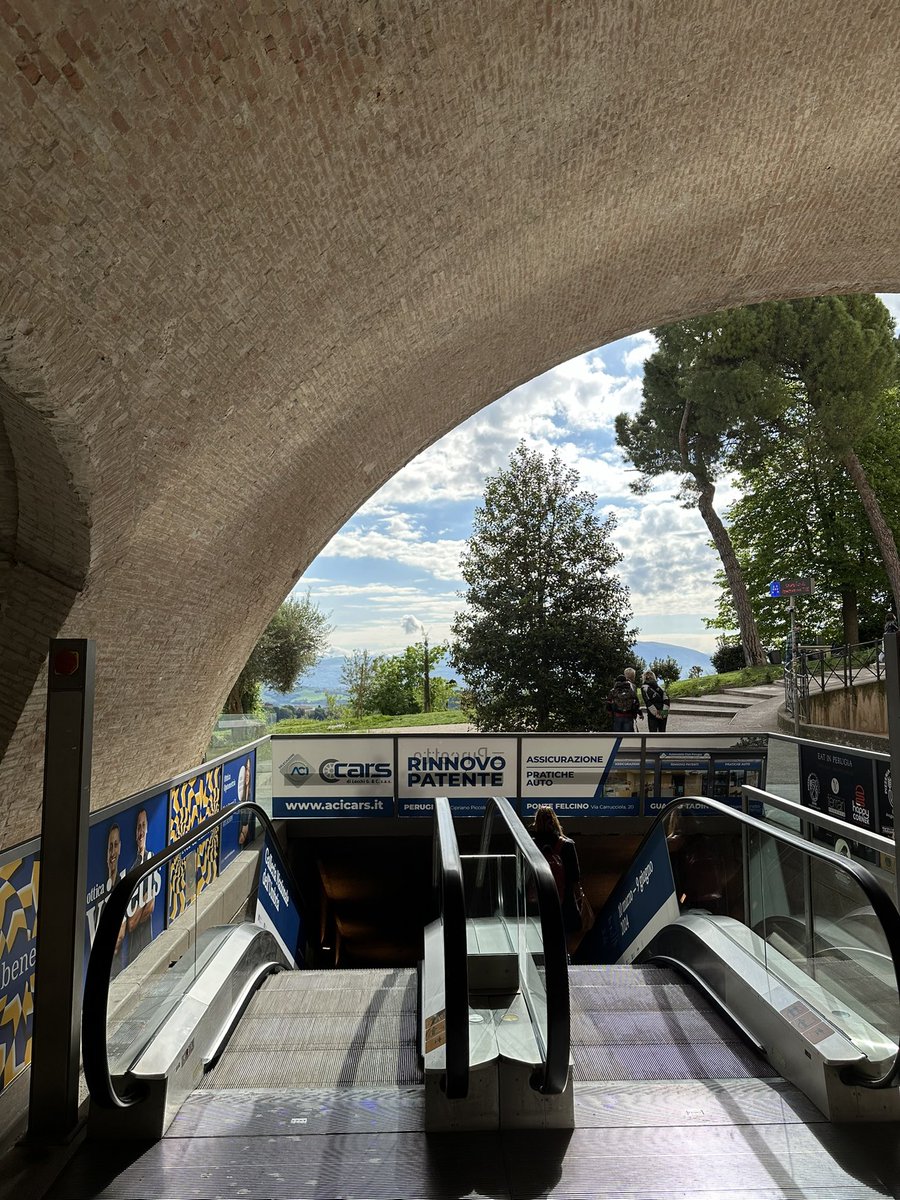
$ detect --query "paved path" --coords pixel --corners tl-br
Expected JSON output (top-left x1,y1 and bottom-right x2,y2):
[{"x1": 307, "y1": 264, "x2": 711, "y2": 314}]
[
  {"x1": 665, "y1": 684, "x2": 786, "y2": 735},
  {"x1": 377, "y1": 684, "x2": 789, "y2": 738}
]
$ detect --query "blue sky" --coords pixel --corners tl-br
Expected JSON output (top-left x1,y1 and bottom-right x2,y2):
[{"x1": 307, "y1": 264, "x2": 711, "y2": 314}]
[{"x1": 296, "y1": 295, "x2": 900, "y2": 658}]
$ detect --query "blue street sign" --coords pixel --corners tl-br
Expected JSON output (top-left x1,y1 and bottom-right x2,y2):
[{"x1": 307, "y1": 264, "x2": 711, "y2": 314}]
[{"x1": 770, "y1": 578, "x2": 814, "y2": 598}]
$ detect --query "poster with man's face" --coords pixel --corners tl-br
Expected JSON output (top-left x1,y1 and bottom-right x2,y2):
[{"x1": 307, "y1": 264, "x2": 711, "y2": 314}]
[{"x1": 84, "y1": 792, "x2": 167, "y2": 982}]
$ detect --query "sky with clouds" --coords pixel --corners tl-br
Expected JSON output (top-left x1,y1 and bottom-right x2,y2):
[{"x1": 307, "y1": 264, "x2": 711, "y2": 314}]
[{"x1": 296, "y1": 295, "x2": 900, "y2": 658}]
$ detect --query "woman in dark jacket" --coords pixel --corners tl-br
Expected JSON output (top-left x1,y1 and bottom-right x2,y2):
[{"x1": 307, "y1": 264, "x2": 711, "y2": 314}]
[
  {"x1": 531, "y1": 805, "x2": 584, "y2": 945},
  {"x1": 641, "y1": 669, "x2": 668, "y2": 732}
]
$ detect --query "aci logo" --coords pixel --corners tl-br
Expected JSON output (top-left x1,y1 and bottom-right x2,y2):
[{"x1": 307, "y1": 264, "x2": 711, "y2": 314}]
[{"x1": 279, "y1": 754, "x2": 312, "y2": 786}]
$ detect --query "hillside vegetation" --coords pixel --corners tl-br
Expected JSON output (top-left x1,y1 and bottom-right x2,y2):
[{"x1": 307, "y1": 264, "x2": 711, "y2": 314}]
[
  {"x1": 270, "y1": 709, "x2": 472, "y2": 735},
  {"x1": 269, "y1": 664, "x2": 783, "y2": 734},
  {"x1": 668, "y1": 664, "x2": 783, "y2": 698}
]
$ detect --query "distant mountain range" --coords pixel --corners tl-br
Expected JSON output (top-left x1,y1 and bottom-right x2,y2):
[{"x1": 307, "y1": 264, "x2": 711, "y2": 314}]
[{"x1": 262, "y1": 641, "x2": 712, "y2": 705}]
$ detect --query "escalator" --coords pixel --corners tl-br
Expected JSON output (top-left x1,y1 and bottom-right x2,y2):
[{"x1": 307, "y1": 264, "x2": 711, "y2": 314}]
[
  {"x1": 74, "y1": 796, "x2": 567, "y2": 1145},
  {"x1": 571, "y1": 796, "x2": 900, "y2": 1123},
  {"x1": 54, "y1": 794, "x2": 900, "y2": 1197}
]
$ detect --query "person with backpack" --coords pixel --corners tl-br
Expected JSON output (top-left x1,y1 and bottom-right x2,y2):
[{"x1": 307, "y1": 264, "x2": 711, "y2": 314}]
[
  {"x1": 607, "y1": 670, "x2": 642, "y2": 732},
  {"x1": 641, "y1": 669, "x2": 669, "y2": 732},
  {"x1": 531, "y1": 805, "x2": 591, "y2": 952}
]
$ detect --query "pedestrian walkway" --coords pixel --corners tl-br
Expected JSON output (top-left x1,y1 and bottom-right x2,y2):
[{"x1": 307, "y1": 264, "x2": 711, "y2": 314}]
[
  {"x1": 664, "y1": 683, "x2": 785, "y2": 735},
  {"x1": 377, "y1": 683, "x2": 789, "y2": 739}
]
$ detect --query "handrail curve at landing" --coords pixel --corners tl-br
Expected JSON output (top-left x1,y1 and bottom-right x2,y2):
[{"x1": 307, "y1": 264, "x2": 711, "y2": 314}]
[
  {"x1": 82, "y1": 801, "x2": 301, "y2": 1110},
  {"x1": 646, "y1": 794, "x2": 900, "y2": 1090},
  {"x1": 432, "y1": 797, "x2": 469, "y2": 1100}
]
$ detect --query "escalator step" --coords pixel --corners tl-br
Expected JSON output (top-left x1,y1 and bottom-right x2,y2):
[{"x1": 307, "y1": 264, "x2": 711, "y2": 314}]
[
  {"x1": 571, "y1": 1008, "x2": 739, "y2": 1046},
  {"x1": 247, "y1": 984, "x2": 416, "y2": 1016},
  {"x1": 205, "y1": 1044, "x2": 423, "y2": 1089},
  {"x1": 226, "y1": 1011, "x2": 418, "y2": 1051},
  {"x1": 570, "y1": 983, "x2": 714, "y2": 1013},
  {"x1": 573, "y1": 1040, "x2": 776, "y2": 1081},
  {"x1": 570, "y1": 965, "x2": 682, "y2": 986}
]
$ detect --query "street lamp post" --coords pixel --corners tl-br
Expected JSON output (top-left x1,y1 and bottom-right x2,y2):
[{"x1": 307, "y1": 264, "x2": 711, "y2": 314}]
[{"x1": 423, "y1": 633, "x2": 432, "y2": 713}]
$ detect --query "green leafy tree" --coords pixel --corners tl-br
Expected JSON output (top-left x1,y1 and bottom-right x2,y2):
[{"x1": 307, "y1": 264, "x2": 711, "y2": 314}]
[
  {"x1": 618, "y1": 295, "x2": 900, "y2": 657},
  {"x1": 225, "y1": 593, "x2": 332, "y2": 713},
  {"x1": 649, "y1": 655, "x2": 681, "y2": 682},
  {"x1": 450, "y1": 442, "x2": 634, "y2": 730},
  {"x1": 369, "y1": 641, "x2": 454, "y2": 714},
  {"x1": 706, "y1": 389, "x2": 900, "y2": 646},
  {"x1": 341, "y1": 649, "x2": 376, "y2": 718},
  {"x1": 765, "y1": 295, "x2": 900, "y2": 609},
  {"x1": 616, "y1": 310, "x2": 784, "y2": 666}
]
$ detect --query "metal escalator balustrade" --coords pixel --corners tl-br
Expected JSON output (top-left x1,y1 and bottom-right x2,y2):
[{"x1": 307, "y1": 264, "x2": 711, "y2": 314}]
[
  {"x1": 82, "y1": 801, "x2": 307, "y2": 1126},
  {"x1": 476, "y1": 796, "x2": 570, "y2": 1096},
  {"x1": 420, "y1": 796, "x2": 573, "y2": 1130},
  {"x1": 579, "y1": 793, "x2": 900, "y2": 1118},
  {"x1": 430, "y1": 795, "x2": 469, "y2": 1100}
]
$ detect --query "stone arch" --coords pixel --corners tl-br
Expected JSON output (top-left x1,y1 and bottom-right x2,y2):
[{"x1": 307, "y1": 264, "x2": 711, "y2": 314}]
[
  {"x1": 1, "y1": 0, "x2": 899, "y2": 843},
  {"x1": 0, "y1": 322, "x2": 91, "y2": 799}
]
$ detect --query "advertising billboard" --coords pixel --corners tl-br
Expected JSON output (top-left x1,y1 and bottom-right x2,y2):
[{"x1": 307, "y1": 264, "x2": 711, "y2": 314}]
[
  {"x1": 519, "y1": 736, "x2": 640, "y2": 817},
  {"x1": 396, "y1": 735, "x2": 518, "y2": 817},
  {"x1": 271, "y1": 737, "x2": 395, "y2": 817},
  {"x1": 85, "y1": 792, "x2": 168, "y2": 979},
  {"x1": 255, "y1": 833, "x2": 304, "y2": 967},
  {"x1": 645, "y1": 753, "x2": 710, "y2": 815},
  {"x1": 876, "y1": 760, "x2": 893, "y2": 839},
  {"x1": 799, "y1": 744, "x2": 875, "y2": 829},
  {"x1": 0, "y1": 846, "x2": 38, "y2": 1094},
  {"x1": 582, "y1": 823, "x2": 679, "y2": 963},
  {"x1": 220, "y1": 749, "x2": 257, "y2": 872},
  {"x1": 168, "y1": 766, "x2": 222, "y2": 922}
]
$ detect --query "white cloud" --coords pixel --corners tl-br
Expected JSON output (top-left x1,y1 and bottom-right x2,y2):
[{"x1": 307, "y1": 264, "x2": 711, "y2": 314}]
[
  {"x1": 318, "y1": 523, "x2": 466, "y2": 583},
  {"x1": 622, "y1": 330, "x2": 657, "y2": 373},
  {"x1": 401, "y1": 614, "x2": 427, "y2": 638},
  {"x1": 877, "y1": 293, "x2": 900, "y2": 328}
]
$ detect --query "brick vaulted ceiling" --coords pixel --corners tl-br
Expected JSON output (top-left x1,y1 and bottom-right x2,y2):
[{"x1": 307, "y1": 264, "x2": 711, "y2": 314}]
[{"x1": 1, "y1": 1, "x2": 898, "y2": 843}]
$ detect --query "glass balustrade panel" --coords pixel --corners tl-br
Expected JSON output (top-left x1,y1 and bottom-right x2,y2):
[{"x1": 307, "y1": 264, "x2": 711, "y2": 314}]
[{"x1": 746, "y1": 824, "x2": 899, "y2": 1073}]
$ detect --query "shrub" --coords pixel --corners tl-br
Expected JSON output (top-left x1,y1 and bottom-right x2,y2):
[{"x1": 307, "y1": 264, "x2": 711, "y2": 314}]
[{"x1": 711, "y1": 641, "x2": 746, "y2": 674}]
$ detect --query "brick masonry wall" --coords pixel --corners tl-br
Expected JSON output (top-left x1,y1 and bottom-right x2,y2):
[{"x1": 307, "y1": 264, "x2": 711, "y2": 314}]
[{"x1": 1, "y1": 1, "x2": 899, "y2": 845}]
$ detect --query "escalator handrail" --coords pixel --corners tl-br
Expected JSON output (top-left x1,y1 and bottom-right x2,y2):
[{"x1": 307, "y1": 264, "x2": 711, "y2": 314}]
[
  {"x1": 431, "y1": 797, "x2": 469, "y2": 1099},
  {"x1": 643, "y1": 794, "x2": 900, "y2": 1089},
  {"x1": 480, "y1": 796, "x2": 570, "y2": 1095},
  {"x1": 83, "y1": 801, "x2": 302, "y2": 1109}
]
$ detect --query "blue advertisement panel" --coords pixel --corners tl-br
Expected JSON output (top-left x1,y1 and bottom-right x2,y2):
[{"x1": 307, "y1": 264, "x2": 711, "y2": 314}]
[
  {"x1": 85, "y1": 793, "x2": 167, "y2": 981},
  {"x1": 0, "y1": 849, "x2": 38, "y2": 1094},
  {"x1": 271, "y1": 737, "x2": 394, "y2": 818},
  {"x1": 876, "y1": 760, "x2": 893, "y2": 839},
  {"x1": 220, "y1": 750, "x2": 257, "y2": 872},
  {"x1": 581, "y1": 823, "x2": 680, "y2": 964},
  {"x1": 255, "y1": 833, "x2": 303, "y2": 967},
  {"x1": 168, "y1": 766, "x2": 223, "y2": 922},
  {"x1": 800, "y1": 744, "x2": 875, "y2": 828}
]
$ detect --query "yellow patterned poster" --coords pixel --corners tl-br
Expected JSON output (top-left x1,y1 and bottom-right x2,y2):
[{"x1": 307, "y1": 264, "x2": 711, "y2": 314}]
[
  {"x1": 168, "y1": 767, "x2": 222, "y2": 923},
  {"x1": 0, "y1": 852, "x2": 39, "y2": 1093}
]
